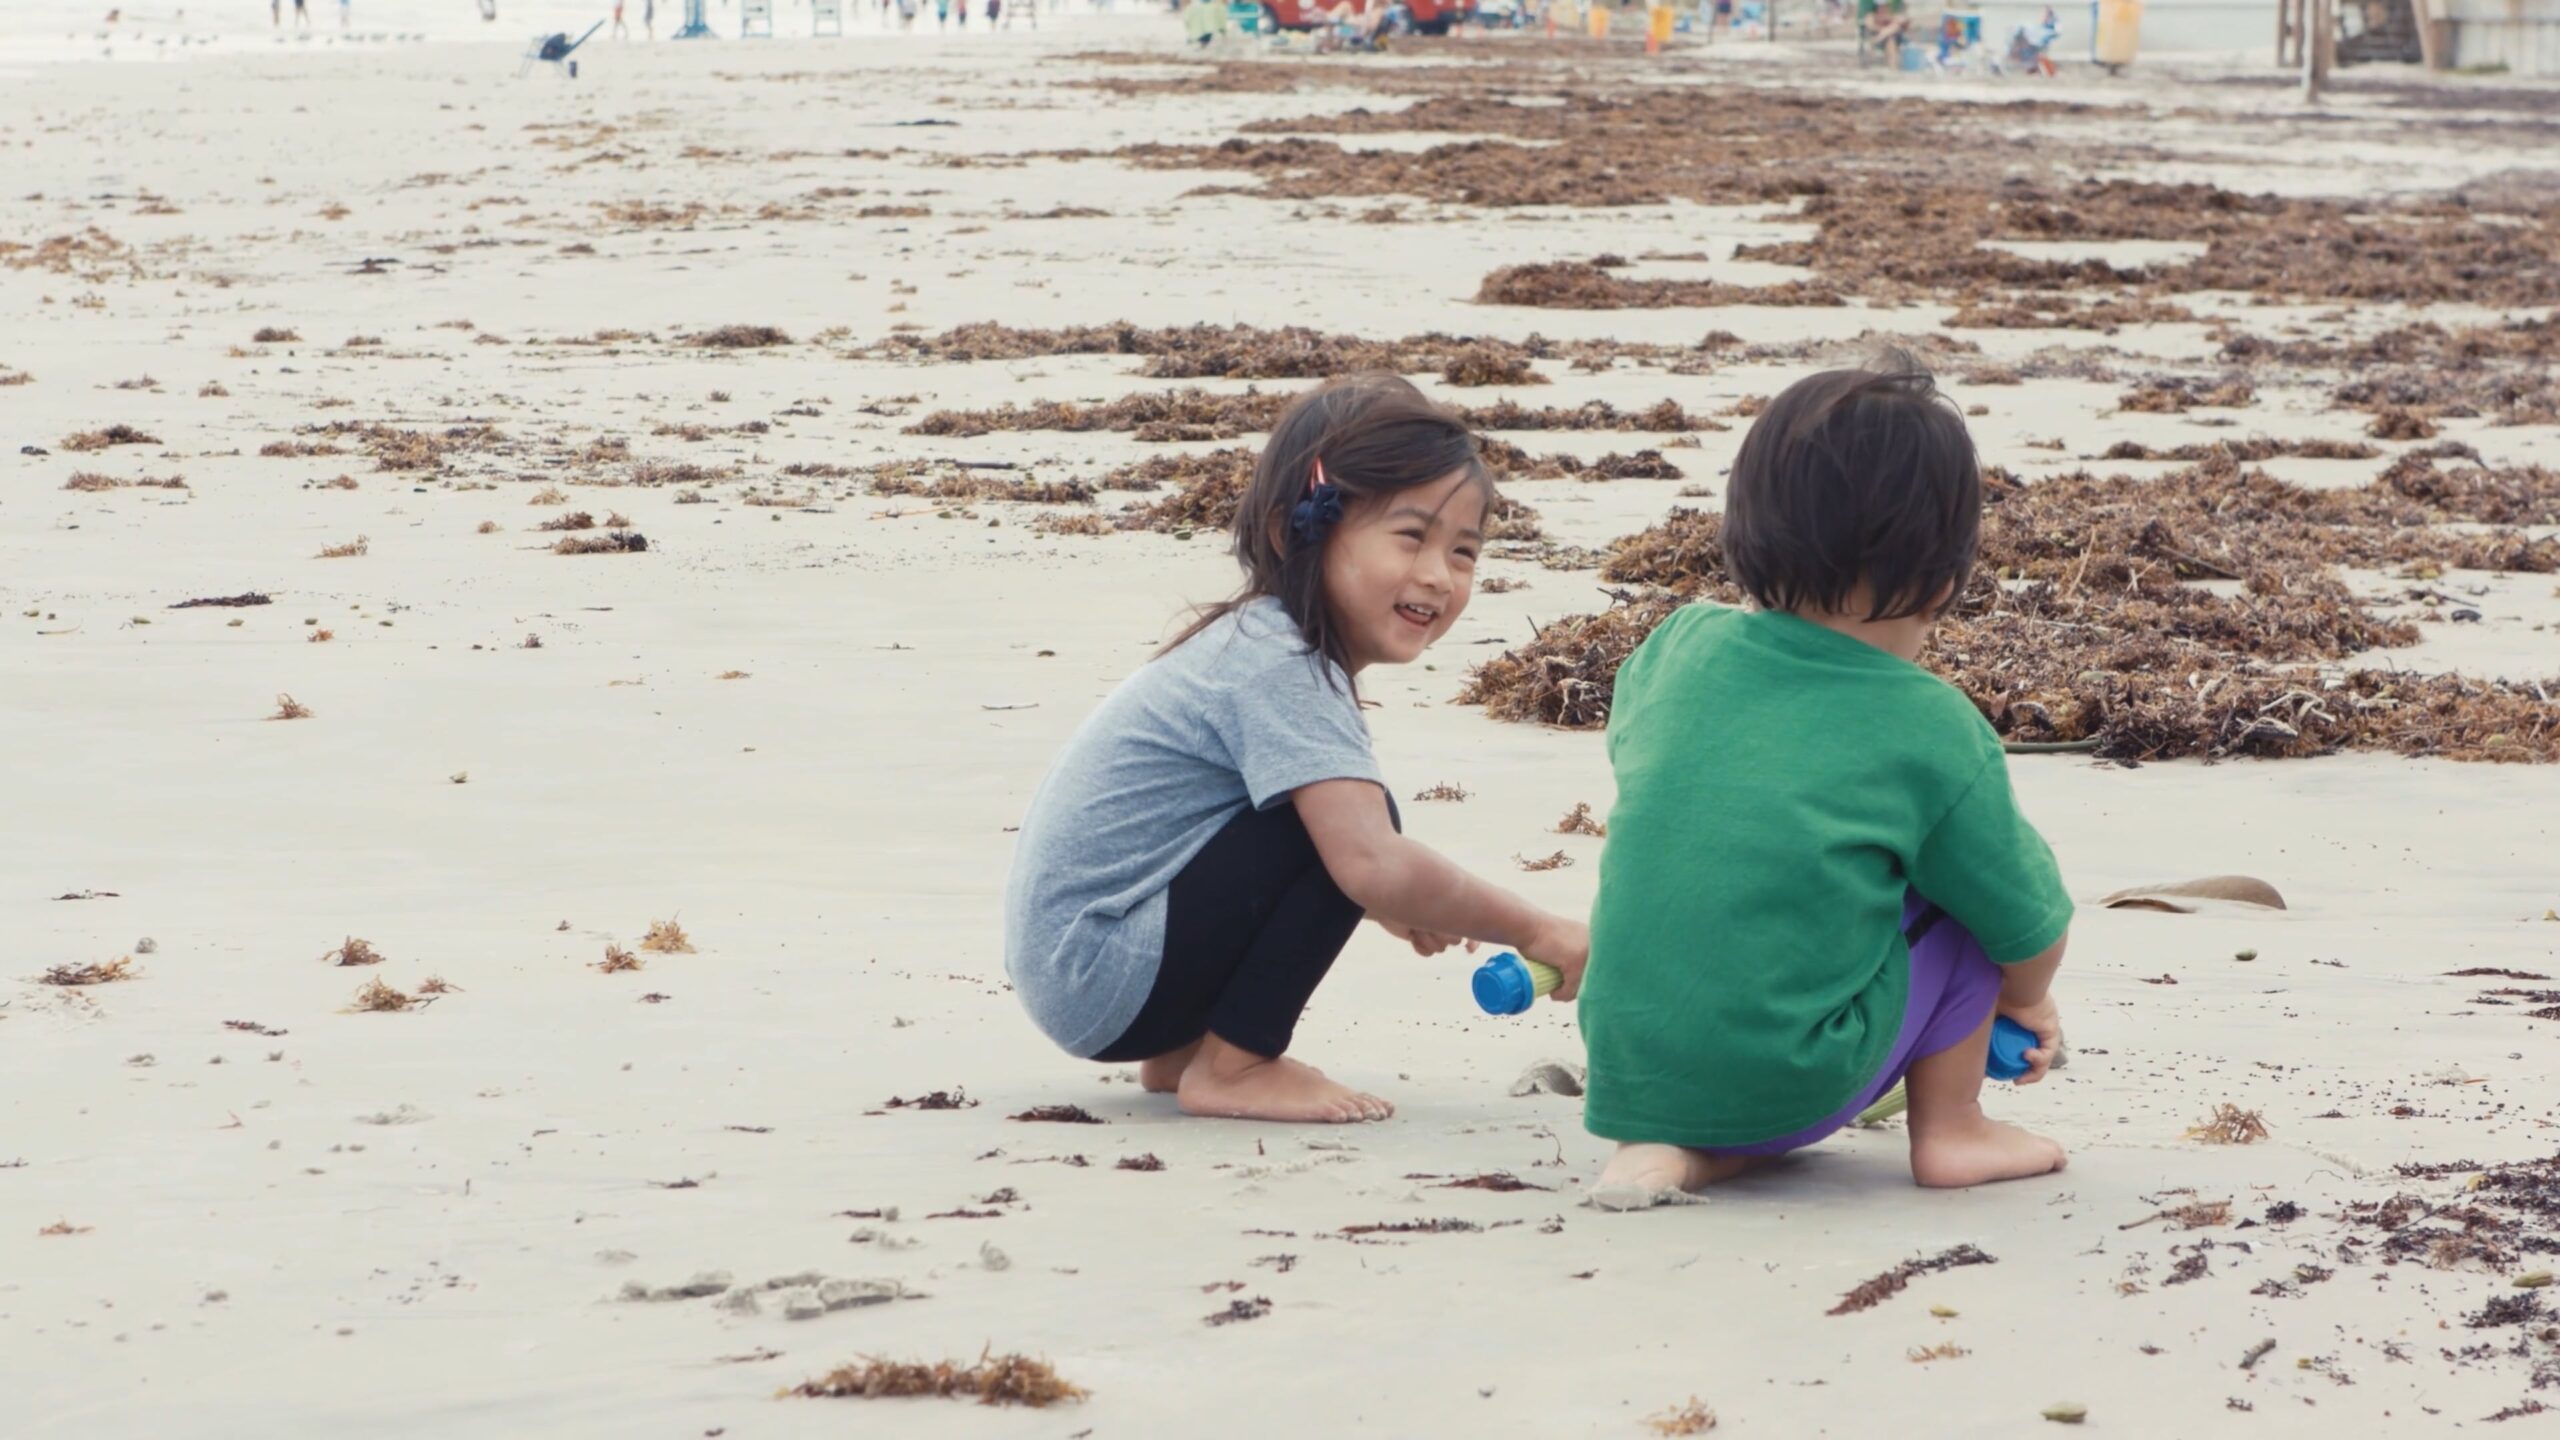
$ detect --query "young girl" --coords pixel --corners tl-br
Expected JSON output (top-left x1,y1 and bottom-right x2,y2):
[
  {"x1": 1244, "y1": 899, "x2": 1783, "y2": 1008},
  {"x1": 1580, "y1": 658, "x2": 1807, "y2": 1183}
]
[
  {"x1": 1580, "y1": 355, "x2": 2072, "y2": 1205},
  {"x1": 1003, "y1": 375, "x2": 1590, "y2": 1124}
]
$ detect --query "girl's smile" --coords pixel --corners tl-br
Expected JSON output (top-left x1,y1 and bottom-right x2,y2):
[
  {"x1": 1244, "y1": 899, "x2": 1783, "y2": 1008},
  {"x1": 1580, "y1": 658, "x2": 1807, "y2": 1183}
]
[{"x1": 1321, "y1": 467, "x2": 1486, "y2": 674}]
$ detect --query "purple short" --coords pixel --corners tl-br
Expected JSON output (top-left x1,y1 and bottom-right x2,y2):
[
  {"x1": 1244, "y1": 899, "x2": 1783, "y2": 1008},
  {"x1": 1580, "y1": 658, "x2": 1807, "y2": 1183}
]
[{"x1": 1705, "y1": 891, "x2": 2002, "y2": 1157}]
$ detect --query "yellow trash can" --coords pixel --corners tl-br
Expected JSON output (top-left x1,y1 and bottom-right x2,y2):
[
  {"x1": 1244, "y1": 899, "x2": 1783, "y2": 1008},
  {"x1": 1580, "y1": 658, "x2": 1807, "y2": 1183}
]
[
  {"x1": 1586, "y1": 3, "x2": 1611, "y2": 36},
  {"x1": 2093, "y1": 0, "x2": 2141, "y2": 67},
  {"x1": 1647, "y1": 3, "x2": 1676, "y2": 43}
]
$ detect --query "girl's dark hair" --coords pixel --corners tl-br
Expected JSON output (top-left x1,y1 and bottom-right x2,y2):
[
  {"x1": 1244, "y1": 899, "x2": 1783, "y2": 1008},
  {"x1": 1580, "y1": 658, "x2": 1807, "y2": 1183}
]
[
  {"x1": 1161, "y1": 372, "x2": 1492, "y2": 681},
  {"x1": 1722, "y1": 351, "x2": 1981, "y2": 623}
]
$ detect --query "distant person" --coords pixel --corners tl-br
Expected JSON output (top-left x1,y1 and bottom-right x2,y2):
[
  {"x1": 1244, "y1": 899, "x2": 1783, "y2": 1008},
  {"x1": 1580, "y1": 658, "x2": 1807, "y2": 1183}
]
[
  {"x1": 987, "y1": 0, "x2": 1000, "y2": 23},
  {"x1": 613, "y1": 0, "x2": 628, "y2": 37},
  {"x1": 936, "y1": 0, "x2": 950, "y2": 25},
  {"x1": 271, "y1": 0, "x2": 281, "y2": 26},
  {"x1": 338, "y1": 0, "x2": 350, "y2": 29},
  {"x1": 292, "y1": 0, "x2": 310, "y2": 29},
  {"x1": 644, "y1": 0, "x2": 656, "y2": 37}
]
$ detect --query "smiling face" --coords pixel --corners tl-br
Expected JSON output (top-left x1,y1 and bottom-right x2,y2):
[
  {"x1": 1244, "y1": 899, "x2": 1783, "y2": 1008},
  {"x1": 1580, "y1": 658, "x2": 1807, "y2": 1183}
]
[{"x1": 1318, "y1": 467, "x2": 1488, "y2": 674}]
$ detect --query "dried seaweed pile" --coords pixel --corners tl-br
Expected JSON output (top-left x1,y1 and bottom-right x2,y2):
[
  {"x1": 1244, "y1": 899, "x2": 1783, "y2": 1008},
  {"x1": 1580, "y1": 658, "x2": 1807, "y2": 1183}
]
[
  {"x1": 1464, "y1": 460, "x2": 2560, "y2": 760},
  {"x1": 2345, "y1": 1155, "x2": 2560, "y2": 1326},
  {"x1": 905, "y1": 390, "x2": 1714, "y2": 442},
  {"x1": 2222, "y1": 314, "x2": 2560, "y2": 425},
  {"x1": 789, "y1": 1350, "x2": 1085, "y2": 1407},
  {"x1": 288, "y1": 420, "x2": 509, "y2": 474},
  {"x1": 858, "y1": 321, "x2": 1704, "y2": 380},
  {"x1": 2097, "y1": 437, "x2": 2385, "y2": 462},
  {"x1": 1090, "y1": 81, "x2": 2559, "y2": 312},
  {"x1": 905, "y1": 388, "x2": 1293, "y2": 442},
  {"x1": 866, "y1": 463, "x2": 1095, "y2": 504},
  {"x1": 1479, "y1": 440, "x2": 1685, "y2": 482},
  {"x1": 1477, "y1": 261, "x2": 1843, "y2": 310}
]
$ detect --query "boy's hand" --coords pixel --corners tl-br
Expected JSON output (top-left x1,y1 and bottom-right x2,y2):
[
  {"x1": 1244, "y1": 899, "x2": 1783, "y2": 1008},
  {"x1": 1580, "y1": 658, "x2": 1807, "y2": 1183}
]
[
  {"x1": 1999, "y1": 993, "x2": 2063, "y2": 1084},
  {"x1": 1527, "y1": 917, "x2": 1590, "y2": 1002}
]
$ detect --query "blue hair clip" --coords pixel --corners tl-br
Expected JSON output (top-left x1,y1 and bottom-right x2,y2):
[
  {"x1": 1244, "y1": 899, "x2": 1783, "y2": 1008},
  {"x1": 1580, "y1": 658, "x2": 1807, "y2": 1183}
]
[{"x1": 1289, "y1": 464, "x2": 1343, "y2": 547}]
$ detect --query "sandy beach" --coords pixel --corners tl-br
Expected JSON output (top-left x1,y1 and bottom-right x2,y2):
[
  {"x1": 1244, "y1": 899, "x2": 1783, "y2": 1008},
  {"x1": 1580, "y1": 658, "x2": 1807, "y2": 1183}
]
[{"x1": 5, "y1": 12, "x2": 2559, "y2": 1437}]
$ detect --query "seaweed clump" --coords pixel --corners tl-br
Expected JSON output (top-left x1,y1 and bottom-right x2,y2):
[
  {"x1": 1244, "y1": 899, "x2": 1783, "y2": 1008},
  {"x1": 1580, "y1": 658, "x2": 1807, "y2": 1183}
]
[{"x1": 787, "y1": 1349, "x2": 1085, "y2": 1407}]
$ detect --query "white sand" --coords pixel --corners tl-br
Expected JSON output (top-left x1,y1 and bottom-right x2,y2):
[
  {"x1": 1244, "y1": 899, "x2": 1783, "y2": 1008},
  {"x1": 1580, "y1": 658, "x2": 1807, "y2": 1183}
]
[{"x1": 5, "y1": 21, "x2": 2559, "y2": 1438}]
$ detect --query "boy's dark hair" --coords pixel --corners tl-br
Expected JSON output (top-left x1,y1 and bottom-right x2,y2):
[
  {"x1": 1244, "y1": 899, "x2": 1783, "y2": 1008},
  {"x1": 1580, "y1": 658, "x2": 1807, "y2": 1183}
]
[
  {"x1": 1722, "y1": 352, "x2": 1981, "y2": 622},
  {"x1": 1161, "y1": 372, "x2": 1492, "y2": 683}
]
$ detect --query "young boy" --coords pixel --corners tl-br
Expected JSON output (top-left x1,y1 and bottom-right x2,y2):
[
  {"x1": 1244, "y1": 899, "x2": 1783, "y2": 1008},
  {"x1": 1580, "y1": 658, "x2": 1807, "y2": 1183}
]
[{"x1": 1579, "y1": 355, "x2": 2072, "y2": 1207}]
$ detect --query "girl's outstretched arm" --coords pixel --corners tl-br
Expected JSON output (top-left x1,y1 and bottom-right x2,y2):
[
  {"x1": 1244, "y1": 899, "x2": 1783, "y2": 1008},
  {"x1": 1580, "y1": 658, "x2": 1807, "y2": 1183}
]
[{"x1": 1293, "y1": 779, "x2": 1589, "y2": 998}]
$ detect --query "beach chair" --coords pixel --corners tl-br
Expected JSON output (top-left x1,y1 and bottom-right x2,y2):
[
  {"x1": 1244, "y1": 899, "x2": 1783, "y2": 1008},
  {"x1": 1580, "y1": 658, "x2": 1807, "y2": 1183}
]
[
  {"x1": 518, "y1": 19, "x2": 603, "y2": 76},
  {"x1": 741, "y1": 0, "x2": 774, "y2": 35},
  {"x1": 1229, "y1": 0, "x2": 1266, "y2": 30},
  {"x1": 814, "y1": 0, "x2": 844, "y2": 32}
]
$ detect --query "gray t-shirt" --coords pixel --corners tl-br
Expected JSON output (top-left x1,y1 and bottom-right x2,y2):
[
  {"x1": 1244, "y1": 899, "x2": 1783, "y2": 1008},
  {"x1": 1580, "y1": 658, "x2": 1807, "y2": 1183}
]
[{"x1": 1004, "y1": 597, "x2": 1384, "y2": 1057}]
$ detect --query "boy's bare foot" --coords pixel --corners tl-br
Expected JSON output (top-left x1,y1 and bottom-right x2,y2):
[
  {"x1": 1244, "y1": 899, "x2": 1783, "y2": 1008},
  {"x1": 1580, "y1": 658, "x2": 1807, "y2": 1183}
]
[
  {"x1": 1909, "y1": 1113, "x2": 2067, "y2": 1188},
  {"x1": 1176, "y1": 1037, "x2": 1389, "y2": 1123},
  {"x1": 1136, "y1": 1040, "x2": 1203, "y2": 1094},
  {"x1": 1587, "y1": 1142, "x2": 1762, "y2": 1210}
]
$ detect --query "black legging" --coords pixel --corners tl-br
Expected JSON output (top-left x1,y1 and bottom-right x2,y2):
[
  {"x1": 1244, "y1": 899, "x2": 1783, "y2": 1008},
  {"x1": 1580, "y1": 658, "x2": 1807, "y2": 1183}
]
[{"x1": 1092, "y1": 795, "x2": 1399, "y2": 1063}]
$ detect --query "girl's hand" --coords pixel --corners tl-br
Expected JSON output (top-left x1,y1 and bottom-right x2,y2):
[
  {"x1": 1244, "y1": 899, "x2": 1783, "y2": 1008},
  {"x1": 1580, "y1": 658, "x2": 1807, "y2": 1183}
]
[
  {"x1": 1998, "y1": 994, "x2": 2063, "y2": 1084},
  {"x1": 1527, "y1": 917, "x2": 1590, "y2": 1002},
  {"x1": 1373, "y1": 918, "x2": 1471, "y2": 958}
]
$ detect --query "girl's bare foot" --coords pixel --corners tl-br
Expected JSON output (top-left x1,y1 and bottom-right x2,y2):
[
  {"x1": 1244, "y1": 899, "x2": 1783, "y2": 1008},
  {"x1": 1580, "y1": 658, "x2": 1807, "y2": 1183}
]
[
  {"x1": 1136, "y1": 1040, "x2": 1203, "y2": 1094},
  {"x1": 1909, "y1": 1113, "x2": 2067, "y2": 1188},
  {"x1": 1176, "y1": 1036, "x2": 1390, "y2": 1123},
  {"x1": 1588, "y1": 1142, "x2": 1762, "y2": 1210}
]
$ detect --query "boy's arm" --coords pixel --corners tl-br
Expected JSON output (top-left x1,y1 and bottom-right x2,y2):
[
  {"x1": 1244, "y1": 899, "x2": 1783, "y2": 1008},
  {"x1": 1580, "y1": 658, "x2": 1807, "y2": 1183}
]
[
  {"x1": 1293, "y1": 779, "x2": 1589, "y2": 998},
  {"x1": 1996, "y1": 930, "x2": 2068, "y2": 1083}
]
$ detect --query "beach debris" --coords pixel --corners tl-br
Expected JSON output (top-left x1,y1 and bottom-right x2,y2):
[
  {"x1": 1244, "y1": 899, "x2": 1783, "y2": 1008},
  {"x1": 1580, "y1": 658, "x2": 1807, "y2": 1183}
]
[
  {"x1": 1646, "y1": 1398, "x2": 1717, "y2": 1435},
  {"x1": 1515, "y1": 851, "x2": 1573, "y2": 872},
  {"x1": 2119, "y1": 1199, "x2": 2231, "y2": 1230},
  {"x1": 1554, "y1": 803, "x2": 1607, "y2": 837},
  {"x1": 61, "y1": 424, "x2": 159, "y2": 452},
  {"x1": 620, "y1": 1271, "x2": 734, "y2": 1303},
  {"x1": 716, "y1": 1289, "x2": 762, "y2": 1316},
  {"x1": 1339, "y1": 1218, "x2": 1481, "y2": 1237},
  {"x1": 639, "y1": 918, "x2": 694, "y2": 954},
  {"x1": 2449, "y1": 968, "x2": 2550, "y2": 980},
  {"x1": 2100, "y1": 877, "x2": 2288, "y2": 913},
  {"x1": 2239, "y1": 1339, "x2": 2279, "y2": 1370},
  {"x1": 2184, "y1": 1105, "x2": 2270, "y2": 1145},
  {"x1": 1009, "y1": 1104, "x2": 1103, "y2": 1124},
  {"x1": 1908, "y1": 1343, "x2": 1968, "y2": 1363},
  {"x1": 315, "y1": 536, "x2": 369, "y2": 559},
  {"x1": 553, "y1": 532, "x2": 648, "y2": 555},
  {"x1": 321, "y1": 937, "x2": 385, "y2": 967},
  {"x1": 2041, "y1": 1402, "x2": 2088, "y2": 1425},
  {"x1": 1412, "y1": 782, "x2": 1471, "y2": 802},
  {"x1": 416, "y1": 976, "x2": 456, "y2": 995},
  {"x1": 134, "y1": 938, "x2": 156, "y2": 954},
  {"x1": 1115, "y1": 1154, "x2": 1165, "y2": 1172},
  {"x1": 1827, "y1": 1245, "x2": 1998, "y2": 1316},
  {"x1": 1508, "y1": 1059, "x2": 1587, "y2": 1098},
  {"x1": 354, "y1": 1104, "x2": 431, "y2": 1126},
  {"x1": 343, "y1": 978, "x2": 418, "y2": 1012},
  {"x1": 38, "y1": 1220, "x2": 93, "y2": 1237},
  {"x1": 53, "y1": 890, "x2": 119, "y2": 900},
  {"x1": 978, "y1": 1243, "x2": 1010, "y2": 1272},
  {"x1": 269, "y1": 694, "x2": 313, "y2": 721},
  {"x1": 1423, "y1": 1171, "x2": 1551, "y2": 1192},
  {"x1": 223, "y1": 1020, "x2": 286, "y2": 1036},
  {"x1": 683, "y1": 325, "x2": 791, "y2": 349},
  {"x1": 40, "y1": 957, "x2": 135, "y2": 986},
  {"x1": 170, "y1": 592, "x2": 271, "y2": 610},
  {"x1": 1203, "y1": 1297, "x2": 1271, "y2": 1327},
  {"x1": 786, "y1": 1349, "x2": 1084, "y2": 1407},
  {"x1": 594, "y1": 945, "x2": 642, "y2": 973},
  {"x1": 884, "y1": 1090, "x2": 977, "y2": 1111}
]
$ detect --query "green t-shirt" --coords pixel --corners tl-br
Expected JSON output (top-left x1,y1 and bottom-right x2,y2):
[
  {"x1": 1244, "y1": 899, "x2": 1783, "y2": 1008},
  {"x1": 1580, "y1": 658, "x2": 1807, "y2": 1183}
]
[{"x1": 1579, "y1": 604, "x2": 2073, "y2": 1149}]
